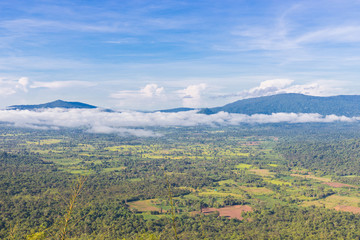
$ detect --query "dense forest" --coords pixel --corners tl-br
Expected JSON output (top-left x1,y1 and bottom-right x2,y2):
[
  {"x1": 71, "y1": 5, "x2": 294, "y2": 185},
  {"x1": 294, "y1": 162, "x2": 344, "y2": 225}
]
[
  {"x1": 277, "y1": 140, "x2": 360, "y2": 176},
  {"x1": 1, "y1": 124, "x2": 360, "y2": 239}
]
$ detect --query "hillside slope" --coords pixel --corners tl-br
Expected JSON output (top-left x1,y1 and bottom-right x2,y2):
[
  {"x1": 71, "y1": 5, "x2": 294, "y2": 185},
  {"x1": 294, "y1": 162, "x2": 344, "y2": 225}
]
[
  {"x1": 8, "y1": 100, "x2": 97, "y2": 110},
  {"x1": 198, "y1": 93, "x2": 360, "y2": 116}
]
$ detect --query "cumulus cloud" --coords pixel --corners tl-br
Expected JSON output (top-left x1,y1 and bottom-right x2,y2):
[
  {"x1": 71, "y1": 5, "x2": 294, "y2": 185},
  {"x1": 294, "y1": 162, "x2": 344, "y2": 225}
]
[
  {"x1": 16, "y1": 77, "x2": 30, "y2": 92},
  {"x1": 111, "y1": 83, "x2": 210, "y2": 109},
  {"x1": 218, "y1": 79, "x2": 343, "y2": 100},
  {"x1": 0, "y1": 108, "x2": 358, "y2": 137},
  {"x1": 111, "y1": 84, "x2": 164, "y2": 99},
  {"x1": 247, "y1": 79, "x2": 294, "y2": 96},
  {"x1": 0, "y1": 77, "x2": 30, "y2": 96},
  {"x1": 177, "y1": 83, "x2": 207, "y2": 108},
  {"x1": 111, "y1": 83, "x2": 168, "y2": 110},
  {"x1": 112, "y1": 80, "x2": 334, "y2": 110},
  {"x1": 140, "y1": 84, "x2": 164, "y2": 97}
]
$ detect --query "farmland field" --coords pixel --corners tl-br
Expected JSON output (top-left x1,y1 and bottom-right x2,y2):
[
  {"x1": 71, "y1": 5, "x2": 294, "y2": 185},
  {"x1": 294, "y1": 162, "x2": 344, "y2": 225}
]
[{"x1": 1, "y1": 124, "x2": 360, "y2": 239}]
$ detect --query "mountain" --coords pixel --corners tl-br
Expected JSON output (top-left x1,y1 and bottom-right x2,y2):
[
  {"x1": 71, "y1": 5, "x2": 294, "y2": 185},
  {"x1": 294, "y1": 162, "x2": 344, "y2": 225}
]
[
  {"x1": 159, "y1": 107, "x2": 195, "y2": 113},
  {"x1": 8, "y1": 94, "x2": 360, "y2": 117},
  {"x1": 8, "y1": 100, "x2": 98, "y2": 110},
  {"x1": 197, "y1": 93, "x2": 360, "y2": 117}
]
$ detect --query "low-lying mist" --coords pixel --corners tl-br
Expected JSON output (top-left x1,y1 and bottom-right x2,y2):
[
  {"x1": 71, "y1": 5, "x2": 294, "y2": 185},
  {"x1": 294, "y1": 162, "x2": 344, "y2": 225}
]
[{"x1": 0, "y1": 108, "x2": 357, "y2": 137}]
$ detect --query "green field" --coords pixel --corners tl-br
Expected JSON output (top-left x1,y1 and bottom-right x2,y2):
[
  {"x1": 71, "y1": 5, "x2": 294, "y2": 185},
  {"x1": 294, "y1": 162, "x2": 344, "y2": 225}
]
[{"x1": 1, "y1": 126, "x2": 360, "y2": 239}]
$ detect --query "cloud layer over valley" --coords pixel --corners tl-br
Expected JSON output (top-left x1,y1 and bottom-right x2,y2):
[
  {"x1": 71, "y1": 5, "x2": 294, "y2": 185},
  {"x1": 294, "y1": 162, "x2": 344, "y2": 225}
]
[{"x1": 0, "y1": 108, "x2": 357, "y2": 137}]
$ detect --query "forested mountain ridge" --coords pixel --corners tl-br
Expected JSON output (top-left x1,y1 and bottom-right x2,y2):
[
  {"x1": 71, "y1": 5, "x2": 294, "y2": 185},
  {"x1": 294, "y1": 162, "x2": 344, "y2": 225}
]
[
  {"x1": 198, "y1": 93, "x2": 360, "y2": 116},
  {"x1": 7, "y1": 100, "x2": 97, "y2": 110},
  {"x1": 7, "y1": 94, "x2": 360, "y2": 117},
  {"x1": 159, "y1": 93, "x2": 360, "y2": 116}
]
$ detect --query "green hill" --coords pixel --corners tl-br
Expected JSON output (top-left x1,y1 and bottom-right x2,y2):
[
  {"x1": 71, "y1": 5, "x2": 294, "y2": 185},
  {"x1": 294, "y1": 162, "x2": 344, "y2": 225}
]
[
  {"x1": 198, "y1": 93, "x2": 360, "y2": 116},
  {"x1": 8, "y1": 100, "x2": 97, "y2": 110}
]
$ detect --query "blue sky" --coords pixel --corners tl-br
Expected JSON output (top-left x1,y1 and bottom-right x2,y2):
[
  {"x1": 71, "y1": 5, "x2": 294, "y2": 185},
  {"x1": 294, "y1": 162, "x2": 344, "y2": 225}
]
[{"x1": 1, "y1": 0, "x2": 360, "y2": 110}]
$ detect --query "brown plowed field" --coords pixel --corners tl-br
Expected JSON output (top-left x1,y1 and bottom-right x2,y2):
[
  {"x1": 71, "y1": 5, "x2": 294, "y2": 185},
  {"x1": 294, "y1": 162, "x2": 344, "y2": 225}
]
[
  {"x1": 323, "y1": 182, "x2": 356, "y2": 188},
  {"x1": 202, "y1": 205, "x2": 252, "y2": 220},
  {"x1": 334, "y1": 205, "x2": 360, "y2": 214}
]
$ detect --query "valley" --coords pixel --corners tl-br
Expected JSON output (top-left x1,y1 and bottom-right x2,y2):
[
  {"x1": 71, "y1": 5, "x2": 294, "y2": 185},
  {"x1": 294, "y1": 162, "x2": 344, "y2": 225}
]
[{"x1": 1, "y1": 125, "x2": 360, "y2": 239}]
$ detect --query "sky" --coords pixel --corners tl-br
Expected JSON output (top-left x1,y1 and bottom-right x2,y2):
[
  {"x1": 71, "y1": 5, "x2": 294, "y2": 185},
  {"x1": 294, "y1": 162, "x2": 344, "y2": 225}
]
[{"x1": 1, "y1": 0, "x2": 360, "y2": 110}]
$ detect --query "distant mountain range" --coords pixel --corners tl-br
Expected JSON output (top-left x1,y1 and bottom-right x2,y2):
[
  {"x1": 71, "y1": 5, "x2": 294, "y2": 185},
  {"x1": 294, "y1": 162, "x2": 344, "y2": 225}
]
[
  {"x1": 163, "y1": 93, "x2": 360, "y2": 117},
  {"x1": 7, "y1": 94, "x2": 360, "y2": 117},
  {"x1": 8, "y1": 100, "x2": 97, "y2": 110}
]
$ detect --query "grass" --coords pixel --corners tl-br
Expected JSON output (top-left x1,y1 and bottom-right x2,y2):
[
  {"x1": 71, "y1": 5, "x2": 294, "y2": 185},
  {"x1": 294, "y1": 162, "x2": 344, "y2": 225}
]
[
  {"x1": 265, "y1": 178, "x2": 292, "y2": 186},
  {"x1": 51, "y1": 158, "x2": 83, "y2": 166},
  {"x1": 102, "y1": 167, "x2": 126, "y2": 172},
  {"x1": 302, "y1": 194, "x2": 360, "y2": 209},
  {"x1": 11, "y1": 132, "x2": 360, "y2": 219},
  {"x1": 343, "y1": 175, "x2": 360, "y2": 178},
  {"x1": 238, "y1": 186, "x2": 274, "y2": 195},
  {"x1": 198, "y1": 191, "x2": 243, "y2": 198},
  {"x1": 217, "y1": 179, "x2": 238, "y2": 186},
  {"x1": 290, "y1": 174, "x2": 331, "y2": 182},
  {"x1": 128, "y1": 199, "x2": 161, "y2": 212},
  {"x1": 177, "y1": 186, "x2": 196, "y2": 192},
  {"x1": 141, "y1": 213, "x2": 162, "y2": 220},
  {"x1": 180, "y1": 194, "x2": 200, "y2": 200},
  {"x1": 235, "y1": 163, "x2": 252, "y2": 169},
  {"x1": 249, "y1": 169, "x2": 275, "y2": 177},
  {"x1": 26, "y1": 139, "x2": 62, "y2": 145}
]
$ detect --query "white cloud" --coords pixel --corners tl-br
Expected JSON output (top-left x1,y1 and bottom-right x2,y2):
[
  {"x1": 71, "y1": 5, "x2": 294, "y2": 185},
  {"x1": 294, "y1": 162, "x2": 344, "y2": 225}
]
[
  {"x1": 111, "y1": 84, "x2": 164, "y2": 99},
  {"x1": 0, "y1": 77, "x2": 30, "y2": 97},
  {"x1": 0, "y1": 108, "x2": 357, "y2": 137},
  {"x1": 109, "y1": 80, "x2": 345, "y2": 110},
  {"x1": 0, "y1": 77, "x2": 97, "y2": 98},
  {"x1": 30, "y1": 80, "x2": 96, "y2": 89},
  {"x1": 227, "y1": 2, "x2": 360, "y2": 52},
  {"x1": 177, "y1": 83, "x2": 207, "y2": 108},
  {"x1": 295, "y1": 26, "x2": 360, "y2": 44},
  {"x1": 0, "y1": 87, "x2": 16, "y2": 96},
  {"x1": 140, "y1": 84, "x2": 164, "y2": 97},
  {"x1": 110, "y1": 84, "x2": 166, "y2": 110},
  {"x1": 111, "y1": 83, "x2": 209, "y2": 109},
  {"x1": 247, "y1": 79, "x2": 294, "y2": 96},
  {"x1": 16, "y1": 77, "x2": 30, "y2": 92},
  {"x1": 217, "y1": 79, "x2": 344, "y2": 100},
  {"x1": 0, "y1": 19, "x2": 124, "y2": 34},
  {"x1": 279, "y1": 81, "x2": 337, "y2": 96},
  {"x1": 105, "y1": 38, "x2": 139, "y2": 44},
  {"x1": 88, "y1": 125, "x2": 160, "y2": 137}
]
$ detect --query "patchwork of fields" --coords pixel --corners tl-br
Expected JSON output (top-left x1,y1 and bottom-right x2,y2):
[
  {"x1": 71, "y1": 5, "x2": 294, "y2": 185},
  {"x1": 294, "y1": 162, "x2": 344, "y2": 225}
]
[{"x1": 1, "y1": 126, "x2": 360, "y2": 239}]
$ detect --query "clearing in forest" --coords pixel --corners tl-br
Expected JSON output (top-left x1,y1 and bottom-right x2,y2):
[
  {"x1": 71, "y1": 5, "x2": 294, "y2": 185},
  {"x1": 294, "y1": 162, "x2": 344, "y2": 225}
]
[
  {"x1": 322, "y1": 182, "x2": 357, "y2": 188},
  {"x1": 202, "y1": 205, "x2": 252, "y2": 220},
  {"x1": 26, "y1": 139, "x2": 62, "y2": 145},
  {"x1": 249, "y1": 168, "x2": 275, "y2": 177},
  {"x1": 334, "y1": 205, "x2": 360, "y2": 214},
  {"x1": 238, "y1": 186, "x2": 273, "y2": 195},
  {"x1": 235, "y1": 163, "x2": 252, "y2": 169},
  {"x1": 127, "y1": 199, "x2": 161, "y2": 212},
  {"x1": 303, "y1": 195, "x2": 360, "y2": 213},
  {"x1": 290, "y1": 173, "x2": 331, "y2": 182}
]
